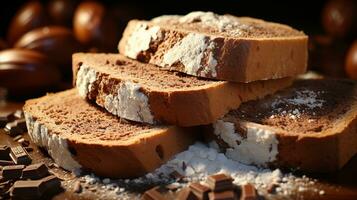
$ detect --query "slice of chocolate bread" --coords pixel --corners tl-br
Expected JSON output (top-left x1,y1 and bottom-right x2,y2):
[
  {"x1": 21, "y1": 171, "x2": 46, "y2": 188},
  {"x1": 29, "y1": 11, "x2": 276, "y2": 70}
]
[
  {"x1": 207, "y1": 79, "x2": 357, "y2": 172},
  {"x1": 72, "y1": 53, "x2": 293, "y2": 127},
  {"x1": 118, "y1": 11, "x2": 308, "y2": 82},
  {"x1": 23, "y1": 89, "x2": 197, "y2": 178}
]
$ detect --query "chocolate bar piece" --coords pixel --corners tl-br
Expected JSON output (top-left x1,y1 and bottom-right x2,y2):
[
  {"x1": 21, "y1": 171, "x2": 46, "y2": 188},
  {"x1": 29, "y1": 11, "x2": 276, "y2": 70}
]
[
  {"x1": 189, "y1": 182, "x2": 211, "y2": 200},
  {"x1": 241, "y1": 184, "x2": 258, "y2": 200},
  {"x1": 11, "y1": 179, "x2": 42, "y2": 199},
  {"x1": 177, "y1": 188, "x2": 198, "y2": 200},
  {"x1": 10, "y1": 146, "x2": 32, "y2": 165},
  {"x1": 0, "y1": 160, "x2": 15, "y2": 166},
  {"x1": 13, "y1": 110, "x2": 24, "y2": 119},
  {"x1": 4, "y1": 121, "x2": 23, "y2": 137},
  {"x1": 11, "y1": 175, "x2": 61, "y2": 199},
  {"x1": 141, "y1": 186, "x2": 166, "y2": 200},
  {"x1": 15, "y1": 118, "x2": 27, "y2": 132},
  {"x1": 22, "y1": 163, "x2": 49, "y2": 180},
  {"x1": 208, "y1": 190, "x2": 236, "y2": 200},
  {"x1": 0, "y1": 145, "x2": 10, "y2": 160},
  {"x1": 2, "y1": 165, "x2": 25, "y2": 180},
  {"x1": 207, "y1": 174, "x2": 234, "y2": 192}
]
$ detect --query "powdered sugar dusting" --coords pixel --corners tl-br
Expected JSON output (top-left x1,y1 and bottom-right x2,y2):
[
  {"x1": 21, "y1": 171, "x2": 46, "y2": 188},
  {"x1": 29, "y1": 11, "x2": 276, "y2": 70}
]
[
  {"x1": 270, "y1": 89, "x2": 325, "y2": 120},
  {"x1": 286, "y1": 90, "x2": 325, "y2": 109},
  {"x1": 161, "y1": 33, "x2": 218, "y2": 77},
  {"x1": 75, "y1": 142, "x2": 323, "y2": 199}
]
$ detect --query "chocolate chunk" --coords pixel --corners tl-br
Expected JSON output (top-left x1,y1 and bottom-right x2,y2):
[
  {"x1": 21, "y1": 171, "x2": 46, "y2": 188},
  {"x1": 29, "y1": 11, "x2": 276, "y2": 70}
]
[
  {"x1": 24, "y1": 147, "x2": 33, "y2": 153},
  {"x1": 10, "y1": 146, "x2": 32, "y2": 165},
  {"x1": 241, "y1": 184, "x2": 258, "y2": 200},
  {"x1": 15, "y1": 119, "x2": 27, "y2": 132},
  {"x1": 22, "y1": 163, "x2": 49, "y2": 180},
  {"x1": 2, "y1": 165, "x2": 25, "y2": 180},
  {"x1": 207, "y1": 174, "x2": 234, "y2": 192},
  {"x1": 0, "y1": 160, "x2": 15, "y2": 166},
  {"x1": 10, "y1": 175, "x2": 61, "y2": 199},
  {"x1": 40, "y1": 175, "x2": 61, "y2": 193},
  {"x1": 4, "y1": 121, "x2": 23, "y2": 137},
  {"x1": 13, "y1": 110, "x2": 24, "y2": 119},
  {"x1": 11, "y1": 179, "x2": 42, "y2": 199},
  {"x1": 141, "y1": 186, "x2": 166, "y2": 200},
  {"x1": 208, "y1": 190, "x2": 236, "y2": 200},
  {"x1": 177, "y1": 187, "x2": 198, "y2": 200},
  {"x1": 0, "y1": 145, "x2": 10, "y2": 160},
  {"x1": 18, "y1": 138, "x2": 30, "y2": 147},
  {"x1": 189, "y1": 182, "x2": 211, "y2": 200}
]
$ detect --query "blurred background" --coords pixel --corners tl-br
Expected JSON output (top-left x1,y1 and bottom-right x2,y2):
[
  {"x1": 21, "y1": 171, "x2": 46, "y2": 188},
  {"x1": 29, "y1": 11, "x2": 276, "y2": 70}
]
[{"x1": 0, "y1": 0, "x2": 357, "y2": 100}]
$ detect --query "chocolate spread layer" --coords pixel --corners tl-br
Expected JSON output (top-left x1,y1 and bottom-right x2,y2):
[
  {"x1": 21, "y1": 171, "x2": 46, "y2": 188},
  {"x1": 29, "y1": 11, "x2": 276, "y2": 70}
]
[{"x1": 227, "y1": 79, "x2": 356, "y2": 134}]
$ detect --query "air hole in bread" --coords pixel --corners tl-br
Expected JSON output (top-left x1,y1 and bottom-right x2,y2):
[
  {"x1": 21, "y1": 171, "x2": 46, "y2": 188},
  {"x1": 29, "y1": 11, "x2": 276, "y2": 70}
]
[
  {"x1": 155, "y1": 145, "x2": 164, "y2": 160},
  {"x1": 68, "y1": 146, "x2": 77, "y2": 156},
  {"x1": 78, "y1": 62, "x2": 83, "y2": 67}
]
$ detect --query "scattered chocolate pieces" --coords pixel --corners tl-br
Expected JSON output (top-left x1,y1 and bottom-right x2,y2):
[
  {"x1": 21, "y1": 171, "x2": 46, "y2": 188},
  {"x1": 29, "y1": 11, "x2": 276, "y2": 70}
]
[
  {"x1": 2, "y1": 165, "x2": 25, "y2": 180},
  {"x1": 22, "y1": 163, "x2": 49, "y2": 180},
  {"x1": 207, "y1": 174, "x2": 234, "y2": 192},
  {"x1": 141, "y1": 186, "x2": 166, "y2": 200},
  {"x1": 189, "y1": 182, "x2": 211, "y2": 200},
  {"x1": 0, "y1": 145, "x2": 10, "y2": 160},
  {"x1": 0, "y1": 112, "x2": 14, "y2": 128},
  {"x1": 9, "y1": 146, "x2": 32, "y2": 165},
  {"x1": 177, "y1": 187, "x2": 198, "y2": 200},
  {"x1": 209, "y1": 190, "x2": 237, "y2": 200},
  {"x1": 240, "y1": 184, "x2": 258, "y2": 200}
]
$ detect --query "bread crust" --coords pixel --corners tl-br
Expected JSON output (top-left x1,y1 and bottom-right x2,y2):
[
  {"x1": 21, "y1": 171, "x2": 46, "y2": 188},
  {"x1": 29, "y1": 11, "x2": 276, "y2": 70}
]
[
  {"x1": 73, "y1": 53, "x2": 293, "y2": 126},
  {"x1": 118, "y1": 19, "x2": 307, "y2": 82},
  {"x1": 23, "y1": 89, "x2": 197, "y2": 178}
]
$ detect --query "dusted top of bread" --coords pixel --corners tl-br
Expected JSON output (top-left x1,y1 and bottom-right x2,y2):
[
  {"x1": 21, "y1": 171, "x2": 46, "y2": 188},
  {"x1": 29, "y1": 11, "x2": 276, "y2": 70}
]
[
  {"x1": 225, "y1": 79, "x2": 357, "y2": 134},
  {"x1": 150, "y1": 11, "x2": 306, "y2": 38}
]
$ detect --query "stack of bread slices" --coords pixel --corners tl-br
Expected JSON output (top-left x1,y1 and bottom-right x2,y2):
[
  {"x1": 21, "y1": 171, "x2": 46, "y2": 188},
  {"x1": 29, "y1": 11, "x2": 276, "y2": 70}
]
[{"x1": 24, "y1": 11, "x2": 357, "y2": 178}]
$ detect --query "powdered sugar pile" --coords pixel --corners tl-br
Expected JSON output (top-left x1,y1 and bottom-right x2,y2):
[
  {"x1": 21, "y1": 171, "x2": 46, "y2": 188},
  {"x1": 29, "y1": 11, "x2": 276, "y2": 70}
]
[{"x1": 74, "y1": 142, "x2": 325, "y2": 199}]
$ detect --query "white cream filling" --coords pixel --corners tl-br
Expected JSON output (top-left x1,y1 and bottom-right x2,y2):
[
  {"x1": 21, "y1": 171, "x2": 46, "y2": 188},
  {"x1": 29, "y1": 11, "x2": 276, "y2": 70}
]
[
  {"x1": 124, "y1": 23, "x2": 162, "y2": 59},
  {"x1": 213, "y1": 120, "x2": 278, "y2": 166},
  {"x1": 161, "y1": 33, "x2": 218, "y2": 77},
  {"x1": 76, "y1": 65, "x2": 97, "y2": 97},
  {"x1": 104, "y1": 81, "x2": 154, "y2": 124},
  {"x1": 25, "y1": 113, "x2": 81, "y2": 171}
]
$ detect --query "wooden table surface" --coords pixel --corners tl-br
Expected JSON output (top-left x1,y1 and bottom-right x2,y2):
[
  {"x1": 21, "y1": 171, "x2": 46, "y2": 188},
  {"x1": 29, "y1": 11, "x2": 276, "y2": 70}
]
[{"x1": 1, "y1": 101, "x2": 357, "y2": 200}]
